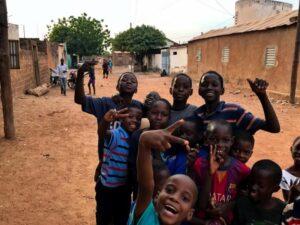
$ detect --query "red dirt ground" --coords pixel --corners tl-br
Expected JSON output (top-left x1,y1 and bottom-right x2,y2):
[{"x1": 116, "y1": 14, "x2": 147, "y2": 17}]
[{"x1": 0, "y1": 71, "x2": 299, "y2": 225}]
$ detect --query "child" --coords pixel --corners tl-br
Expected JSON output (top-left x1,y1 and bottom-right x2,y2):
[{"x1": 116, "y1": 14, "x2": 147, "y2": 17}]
[
  {"x1": 169, "y1": 73, "x2": 197, "y2": 124},
  {"x1": 128, "y1": 120, "x2": 198, "y2": 225},
  {"x1": 190, "y1": 71, "x2": 280, "y2": 134},
  {"x1": 231, "y1": 130, "x2": 254, "y2": 164},
  {"x1": 165, "y1": 118, "x2": 204, "y2": 175},
  {"x1": 128, "y1": 98, "x2": 172, "y2": 199},
  {"x1": 281, "y1": 184, "x2": 300, "y2": 224},
  {"x1": 233, "y1": 159, "x2": 285, "y2": 225},
  {"x1": 57, "y1": 58, "x2": 68, "y2": 96},
  {"x1": 140, "y1": 91, "x2": 161, "y2": 129},
  {"x1": 96, "y1": 104, "x2": 143, "y2": 225},
  {"x1": 102, "y1": 59, "x2": 109, "y2": 79},
  {"x1": 88, "y1": 64, "x2": 96, "y2": 95},
  {"x1": 281, "y1": 137, "x2": 300, "y2": 201},
  {"x1": 75, "y1": 63, "x2": 143, "y2": 181},
  {"x1": 192, "y1": 120, "x2": 250, "y2": 224}
]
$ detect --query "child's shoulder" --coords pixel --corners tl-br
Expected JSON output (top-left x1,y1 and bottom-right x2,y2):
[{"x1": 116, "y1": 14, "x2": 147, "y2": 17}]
[{"x1": 270, "y1": 197, "x2": 286, "y2": 211}]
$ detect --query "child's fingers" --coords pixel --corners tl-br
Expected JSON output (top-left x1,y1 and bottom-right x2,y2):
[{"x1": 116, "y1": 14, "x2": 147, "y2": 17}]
[
  {"x1": 115, "y1": 113, "x2": 130, "y2": 119},
  {"x1": 117, "y1": 108, "x2": 129, "y2": 114},
  {"x1": 165, "y1": 119, "x2": 185, "y2": 134},
  {"x1": 167, "y1": 134, "x2": 189, "y2": 146}
]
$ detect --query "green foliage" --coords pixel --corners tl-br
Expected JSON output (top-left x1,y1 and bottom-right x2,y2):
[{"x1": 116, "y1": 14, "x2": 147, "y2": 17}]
[
  {"x1": 46, "y1": 13, "x2": 111, "y2": 57},
  {"x1": 112, "y1": 25, "x2": 166, "y2": 57}
]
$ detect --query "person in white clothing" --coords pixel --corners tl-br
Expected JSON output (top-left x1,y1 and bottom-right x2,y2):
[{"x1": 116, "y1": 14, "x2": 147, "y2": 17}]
[
  {"x1": 57, "y1": 58, "x2": 68, "y2": 95},
  {"x1": 280, "y1": 136, "x2": 300, "y2": 201}
]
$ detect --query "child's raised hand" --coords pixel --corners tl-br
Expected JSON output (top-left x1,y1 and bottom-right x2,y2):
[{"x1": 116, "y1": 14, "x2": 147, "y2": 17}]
[
  {"x1": 247, "y1": 78, "x2": 269, "y2": 96},
  {"x1": 140, "y1": 120, "x2": 189, "y2": 151},
  {"x1": 209, "y1": 145, "x2": 220, "y2": 175},
  {"x1": 103, "y1": 108, "x2": 129, "y2": 123}
]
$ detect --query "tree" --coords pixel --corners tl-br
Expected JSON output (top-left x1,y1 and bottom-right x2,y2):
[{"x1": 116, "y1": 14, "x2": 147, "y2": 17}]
[
  {"x1": 46, "y1": 13, "x2": 111, "y2": 57},
  {"x1": 112, "y1": 25, "x2": 166, "y2": 66},
  {"x1": 0, "y1": 0, "x2": 15, "y2": 139}
]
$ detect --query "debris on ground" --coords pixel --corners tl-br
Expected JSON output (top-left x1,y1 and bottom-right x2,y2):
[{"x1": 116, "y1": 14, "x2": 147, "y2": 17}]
[{"x1": 26, "y1": 84, "x2": 50, "y2": 97}]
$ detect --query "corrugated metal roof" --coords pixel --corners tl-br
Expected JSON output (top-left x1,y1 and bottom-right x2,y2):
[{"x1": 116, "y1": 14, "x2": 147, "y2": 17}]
[{"x1": 190, "y1": 10, "x2": 298, "y2": 42}]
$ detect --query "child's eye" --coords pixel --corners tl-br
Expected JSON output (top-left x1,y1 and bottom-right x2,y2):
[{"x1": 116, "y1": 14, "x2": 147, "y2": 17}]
[
  {"x1": 165, "y1": 185, "x2": 175, "y2": 194},
  {"x1": 181, "y1": 195, "x2": 191, "y2": 203}
]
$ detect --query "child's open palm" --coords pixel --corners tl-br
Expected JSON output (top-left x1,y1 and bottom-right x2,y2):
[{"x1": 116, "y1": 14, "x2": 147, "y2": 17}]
[{"x1": 209, "y1": 145, "x2": 220, "y2": 175}]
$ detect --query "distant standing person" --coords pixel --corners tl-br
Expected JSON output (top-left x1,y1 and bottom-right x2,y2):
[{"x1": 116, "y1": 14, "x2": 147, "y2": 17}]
[
  {"x1": 57, "y1": 58, "x2": 68, "y2": 96},
  {"x1": 102, "y1": 59, "x2": 109, "y2": 79},
  {"x1": 108, "y1": 59, "x2": 113, "y2": 74},
  {"x1": 88, "y1": 65, "x2": 96, "y2": 95}
]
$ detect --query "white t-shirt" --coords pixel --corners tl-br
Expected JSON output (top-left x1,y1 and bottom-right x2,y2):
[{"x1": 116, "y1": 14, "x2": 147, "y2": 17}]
[
  {"x1": 280, "y1": 169, "x2": 300, "y2": 190},
  {"x1": 57, "y1": 64, "x2": 68, "y2": 78}
]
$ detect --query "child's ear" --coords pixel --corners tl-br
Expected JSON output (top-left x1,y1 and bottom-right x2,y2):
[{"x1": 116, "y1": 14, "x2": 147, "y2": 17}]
[
  {"x1": 189, "y1": 88, "x2": 193, "y2": 96},
  {"x1": 221, "y1": 87, "x2": 225, "y2": 95},
  {"x1": 169, "y1": 87, "x2": 173, "y2": 95},
  {"x1": 186, "y1": 208, "x2": 194, "y2": 221}
]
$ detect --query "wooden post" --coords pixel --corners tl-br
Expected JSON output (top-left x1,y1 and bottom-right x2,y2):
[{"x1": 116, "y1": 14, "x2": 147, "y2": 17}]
[
  {"x1": 290, "y1": 1, "x2": 300, "y2": 104},
  {"x1": 0, "y1": 0, "x2": 16, "y2": 138}
]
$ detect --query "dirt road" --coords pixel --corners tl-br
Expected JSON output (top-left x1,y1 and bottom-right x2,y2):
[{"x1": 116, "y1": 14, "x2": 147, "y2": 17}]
[{"x1": 0, "y1": 71, "x2": 299, "y2": 225}]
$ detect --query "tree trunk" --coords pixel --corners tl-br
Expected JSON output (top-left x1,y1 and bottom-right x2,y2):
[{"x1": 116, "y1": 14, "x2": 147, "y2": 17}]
[
  {"x1": 0, "y1": 0, "x2": 16, "y2": 138},
  {"x1": 290, "y1": 1, "x2": 300, "y2": 104}
]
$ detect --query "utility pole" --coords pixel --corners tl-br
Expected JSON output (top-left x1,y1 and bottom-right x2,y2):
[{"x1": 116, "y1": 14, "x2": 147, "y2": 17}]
[
  {"x1": 0, "y1": 0, "x2": 16, "y2": 138},
  {"x1": 290, "y1": 0, "x2": 300, "y2": 104}
]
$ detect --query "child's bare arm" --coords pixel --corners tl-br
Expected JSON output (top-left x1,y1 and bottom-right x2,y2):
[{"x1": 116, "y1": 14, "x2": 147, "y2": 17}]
[
  {"x1": 75, "y1": 61, "x2": 96, "y2": 105},
  {"x1": 247, "y1": 78, "x2": 280, "y2": 133},
  {"x1": 135, "y1": 120, "x2": 188, "y2": 218}
]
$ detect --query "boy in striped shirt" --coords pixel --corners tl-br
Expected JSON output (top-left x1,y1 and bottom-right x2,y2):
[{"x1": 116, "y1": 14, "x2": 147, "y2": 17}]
[
  {"x1": 96, "y1": 104, "x2": 143, "y2": 225},
  {"x1": 190, "y1": 71, "x2": 280, "y2": 135}
]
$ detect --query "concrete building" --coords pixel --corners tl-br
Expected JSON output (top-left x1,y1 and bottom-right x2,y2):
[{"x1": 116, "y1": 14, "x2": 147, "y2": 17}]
[
  {"x1": 235, "y1": 0, "x2": 293, "y2": 25},
  {"x1": 169, "y1": 44, "x2": 188, "y2": 74},
  {"x1": 188, "y1": 10, "x2": 299, "y2": 95},
  {"x1": 7, "y1": 23, "x2": 67, "y2": 97}
]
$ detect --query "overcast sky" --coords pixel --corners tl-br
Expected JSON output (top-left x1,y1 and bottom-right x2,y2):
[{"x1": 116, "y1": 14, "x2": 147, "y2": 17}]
[{"x1": 7, "y1": 0, "x2": 299, "y2": 43}]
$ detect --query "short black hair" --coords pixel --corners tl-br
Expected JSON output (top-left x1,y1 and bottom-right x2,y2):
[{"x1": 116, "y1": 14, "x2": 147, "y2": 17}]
[
  {"x1": 127, "y1": 102, "x2": 143, "y2": 111},
  {"x1": 206, "y1": 119, "x2": 232, "y2": 136},
  {"x1": 183, "y1": 117, "x2": 205, "y2": 134},
  {"x1": 252, "y1": 159, "x2": 282, "y2": 186},
  {"x1": 150, "y1": 98, "x2": 172, "y2": 113},
  {"x1": 234, "y1": 129, "x2": 255, "y2": 147},
  {"x1": 153, "y1": 159, "x2": 169, "y2": 175},
  {"x1": 200, "y1": 70, "x2": 224, "y2": 89},
  {"x1": 171, "y1": 73, "x2": 192, "y2": 87}
]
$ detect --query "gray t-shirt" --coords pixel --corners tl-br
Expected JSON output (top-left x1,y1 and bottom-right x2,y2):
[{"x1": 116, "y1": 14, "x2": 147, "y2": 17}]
[{"x1": 169, "y1": 104, "x2": 198, "y2": 125}]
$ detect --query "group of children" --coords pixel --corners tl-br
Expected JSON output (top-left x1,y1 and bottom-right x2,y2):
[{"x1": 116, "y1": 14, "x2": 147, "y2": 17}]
[{"x1": 74, "y1": 62, "x2": 300, "y2": 225}]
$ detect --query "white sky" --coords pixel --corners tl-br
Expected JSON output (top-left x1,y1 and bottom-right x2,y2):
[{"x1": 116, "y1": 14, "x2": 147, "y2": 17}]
[{"x1": 7, "y1": 0, "x2": 299, "y2": 43}]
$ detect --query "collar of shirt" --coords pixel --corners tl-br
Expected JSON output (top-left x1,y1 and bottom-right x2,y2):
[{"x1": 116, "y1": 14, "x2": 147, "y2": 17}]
[{"x1": 194, "y1": 101, "x2": 225, "y2": 119}]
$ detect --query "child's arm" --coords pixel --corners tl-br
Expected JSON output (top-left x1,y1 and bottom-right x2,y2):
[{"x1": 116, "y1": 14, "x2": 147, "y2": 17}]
[
  {"x1": 75, "y1": 62, "x2": 96, "y2": 105},
  {"x1": 135, "y1": 120, "x2": 188, "y2": 219},
  {"x1": 247, "y1": 78, "x2": 280, "y2": 133}
]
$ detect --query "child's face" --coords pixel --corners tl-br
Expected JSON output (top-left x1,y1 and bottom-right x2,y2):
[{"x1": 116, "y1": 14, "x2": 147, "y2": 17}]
[
  {"x1": 122, "y1": 107, "x2": 142, "y2": 133},
  {"x1": 248, "y1": 169, "x2": 278, "y2": 203},
  {"x1": 179, "y1": 121, "x2": 200, "y2": 147},
  {"x1": 291, "y1": 139, "x2": 300, "y2": 165},
  {"x1": 117, "y1": 73, "x2": 138, "y2": 94},
  {"x1": 205, "y1": 124, "x2": 233, "y2": 163},
  {"x1": 231, "y1": 140, "x2": 253, "y2": 164},
  {"x1": 156, "y1": 175, "x2": 196, "y2": 225},
  {"x1": 144, "y1": 92, "x2": 160, "y2": 111},
  {"x1": 148, "y1": 101, "x2": 170, "y2": 130},
  {"x1": 198, "y1": 73, "x2": 224, "y2": 103},
  {"x1": 170, "y1": 76, "x2": 192, "y2": 103}
]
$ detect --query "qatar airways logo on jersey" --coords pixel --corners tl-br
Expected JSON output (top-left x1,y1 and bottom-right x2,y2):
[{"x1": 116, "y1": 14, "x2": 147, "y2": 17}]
[{"x1": 211, "y1": 193, "x2": 232, "y2": 203}]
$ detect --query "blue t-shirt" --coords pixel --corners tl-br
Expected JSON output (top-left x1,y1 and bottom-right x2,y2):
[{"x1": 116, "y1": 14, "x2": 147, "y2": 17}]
[
  {"x1": 165, "y1": 145, "x2": 209, "y2": 175},
  {"x1": 128, "y1": 201, "x2": 160, "y2": 225},
  {"x1": 82, "y1": 96, "x2": 143, "y2": 159}
]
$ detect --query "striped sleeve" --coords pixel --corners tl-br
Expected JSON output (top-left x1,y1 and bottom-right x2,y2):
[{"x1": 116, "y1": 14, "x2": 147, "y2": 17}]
[{"x1": 235, "y1": 105, "x2": 265, "y2": 134}]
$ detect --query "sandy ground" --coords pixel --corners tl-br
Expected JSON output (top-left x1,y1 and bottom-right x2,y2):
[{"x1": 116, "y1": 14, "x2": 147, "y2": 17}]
[{"x1": 0, "y1": 70, "x2": 300, "y2": 225}]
